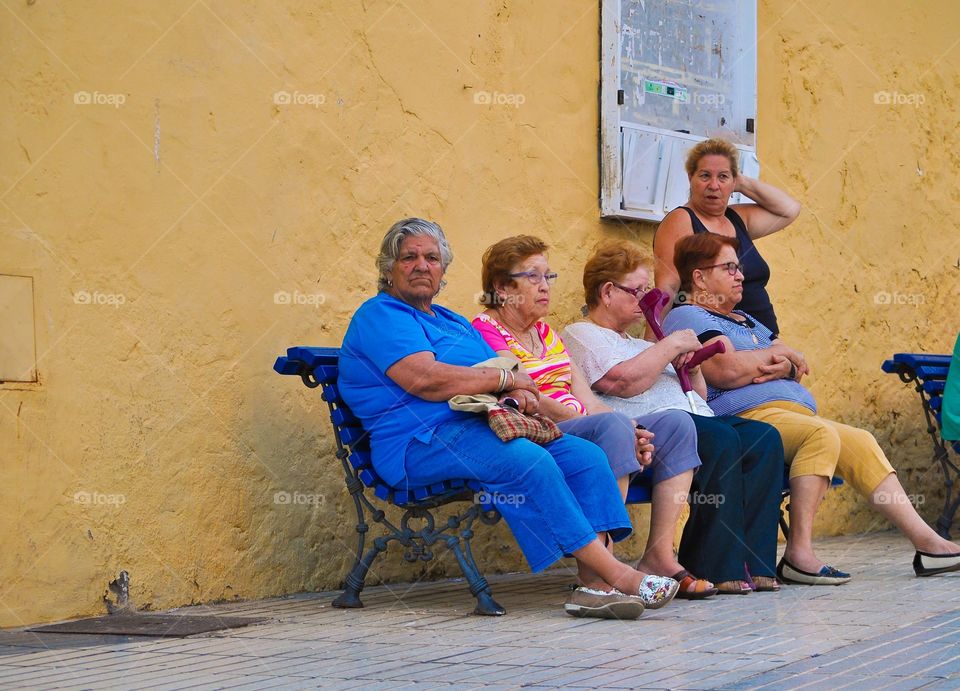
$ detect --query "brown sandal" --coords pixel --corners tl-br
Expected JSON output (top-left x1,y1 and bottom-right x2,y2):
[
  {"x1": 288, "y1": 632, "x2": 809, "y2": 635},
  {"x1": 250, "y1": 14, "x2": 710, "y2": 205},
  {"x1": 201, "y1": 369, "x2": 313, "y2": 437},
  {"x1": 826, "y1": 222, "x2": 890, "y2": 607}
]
[
  {"x1": 752, "y1": 576, "x2": 781, "y2": 592},
  {"x1": 672, "y1": 570, "x2": 718, "y2": 599},
  {"x1": 715, "y1": 580, "x2": 752, "y2": 594}
]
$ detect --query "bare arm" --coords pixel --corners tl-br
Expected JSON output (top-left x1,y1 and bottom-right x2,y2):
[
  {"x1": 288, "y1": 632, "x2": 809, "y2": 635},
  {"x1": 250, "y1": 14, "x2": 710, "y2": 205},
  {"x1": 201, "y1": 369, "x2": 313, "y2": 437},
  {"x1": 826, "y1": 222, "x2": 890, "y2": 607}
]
[
  {"x1": 387, "y1": 351, "x2": 539, "y2": 404},
  {"x1": 593, "y1": 330, "x2": 702, "y2": 399},
  {"x1": 689, "y1": 366, "x2": 708, "y2": 400},
  {"x1": 570, "y1": 362, "x2": 614, "y2": 415},
  {"x1": 652, "y1": 209, "x2": 695, "y2": 324},
  {"x1": 699, "y1": 336, "x2": 799, "y2": 389},
  {"x1": 731, "y1": 176, "x2": 801, "y2": 240}
]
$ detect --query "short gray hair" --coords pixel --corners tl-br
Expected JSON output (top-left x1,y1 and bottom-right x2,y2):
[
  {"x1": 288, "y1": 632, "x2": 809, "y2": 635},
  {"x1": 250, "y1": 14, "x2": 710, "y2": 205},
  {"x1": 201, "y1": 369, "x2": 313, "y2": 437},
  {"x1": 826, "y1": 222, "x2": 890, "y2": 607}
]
[{"x1": 376, "y1": 217, "x2": 454, "y2": 291}]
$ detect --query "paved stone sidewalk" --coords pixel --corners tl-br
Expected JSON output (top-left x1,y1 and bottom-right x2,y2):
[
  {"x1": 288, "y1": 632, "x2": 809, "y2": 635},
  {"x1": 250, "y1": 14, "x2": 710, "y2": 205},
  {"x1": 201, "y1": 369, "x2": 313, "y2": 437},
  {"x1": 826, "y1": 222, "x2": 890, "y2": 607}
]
[{"x1": 2, "y1": 531, "x2": 960, "y2": 689}]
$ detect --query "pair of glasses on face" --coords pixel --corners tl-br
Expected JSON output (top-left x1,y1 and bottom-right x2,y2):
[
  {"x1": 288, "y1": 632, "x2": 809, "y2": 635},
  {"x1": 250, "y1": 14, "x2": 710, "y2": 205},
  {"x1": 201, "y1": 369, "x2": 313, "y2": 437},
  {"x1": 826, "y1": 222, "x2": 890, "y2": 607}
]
[
  {"x1": 698, "y1": 261, "x2": 744, "y2": 276},
  {"x1": 509, "y1": 271, "x2": 558, "y2": 286},
  {"x1": 613, "y1": 283, "x2": 648, "y2": 300}
]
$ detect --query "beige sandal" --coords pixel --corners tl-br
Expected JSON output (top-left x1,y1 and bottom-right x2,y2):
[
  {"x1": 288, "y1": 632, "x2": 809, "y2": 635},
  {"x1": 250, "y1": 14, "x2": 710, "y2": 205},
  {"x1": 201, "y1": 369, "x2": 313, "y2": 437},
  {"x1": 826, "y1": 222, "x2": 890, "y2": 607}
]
[
  {"x1": 752, "y1": 576, "x2": 781, "y2": 592},
  {"x1": 715, "y1": 579, "x2": 752, "y2": 594}
]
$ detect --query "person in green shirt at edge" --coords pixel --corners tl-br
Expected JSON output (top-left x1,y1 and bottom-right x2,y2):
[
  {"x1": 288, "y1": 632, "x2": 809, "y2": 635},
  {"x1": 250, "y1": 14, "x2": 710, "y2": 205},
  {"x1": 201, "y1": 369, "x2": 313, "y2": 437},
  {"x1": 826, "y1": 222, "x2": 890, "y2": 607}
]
[{"x1": 942, "y1": 332, "x2": 960, "y2": 442}]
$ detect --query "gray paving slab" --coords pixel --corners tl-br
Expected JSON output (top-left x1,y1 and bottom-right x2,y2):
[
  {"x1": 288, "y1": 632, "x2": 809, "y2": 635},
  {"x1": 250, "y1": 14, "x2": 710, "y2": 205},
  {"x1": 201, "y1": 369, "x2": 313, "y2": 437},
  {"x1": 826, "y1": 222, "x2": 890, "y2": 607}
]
[{"x1": 4, "y1": 532, "x2": 960, "y2": 689}]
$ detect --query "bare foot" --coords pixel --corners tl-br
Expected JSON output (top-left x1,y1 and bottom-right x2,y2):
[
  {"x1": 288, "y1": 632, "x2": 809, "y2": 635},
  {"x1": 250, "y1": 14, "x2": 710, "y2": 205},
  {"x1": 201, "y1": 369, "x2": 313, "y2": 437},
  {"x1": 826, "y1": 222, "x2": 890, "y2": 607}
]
[
  {"x1": 635, "y1": 555, "x2": 684, "y2": 578},
  {"x1": 914, "y1": 536, "x2": 960, "y2": 555},
  {"x1": 782, "y1": 548, "x2": 828, "y2": 574}
]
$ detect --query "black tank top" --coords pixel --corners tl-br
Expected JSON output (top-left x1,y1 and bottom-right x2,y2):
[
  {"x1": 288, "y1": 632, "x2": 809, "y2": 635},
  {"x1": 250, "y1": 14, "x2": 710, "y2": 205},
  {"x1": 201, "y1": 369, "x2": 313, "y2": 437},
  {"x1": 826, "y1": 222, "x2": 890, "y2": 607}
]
[{"x1": 679, "y1": 206, "x2": 779, "y2": 337}]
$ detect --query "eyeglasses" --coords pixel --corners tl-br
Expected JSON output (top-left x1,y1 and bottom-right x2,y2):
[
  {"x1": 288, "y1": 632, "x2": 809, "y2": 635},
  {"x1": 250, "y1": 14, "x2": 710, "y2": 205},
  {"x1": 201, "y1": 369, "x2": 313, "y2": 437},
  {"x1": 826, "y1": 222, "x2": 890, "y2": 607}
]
[
  {"x1": 613, "y1": 282, "x2": 648, "y2": 300},
  {"x1": 509, "y1": 271, "x2": 558, "y2": 285},
  {"x1": 697, "y1": 261, "x2": 743, "y2": 276}
]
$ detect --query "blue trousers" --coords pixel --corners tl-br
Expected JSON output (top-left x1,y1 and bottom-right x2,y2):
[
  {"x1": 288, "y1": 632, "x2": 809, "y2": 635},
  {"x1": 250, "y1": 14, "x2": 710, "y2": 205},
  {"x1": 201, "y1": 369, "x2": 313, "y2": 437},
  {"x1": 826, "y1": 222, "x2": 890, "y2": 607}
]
[
  {"x1": 678, "y1": 414, "x2": 784, "y2": 581},
  {"x1": 404, "y1": 417, "x2": 633, "y2": 572},
  {"x1": 558, "y1": 410, "x2": 701, "y2": 482}
]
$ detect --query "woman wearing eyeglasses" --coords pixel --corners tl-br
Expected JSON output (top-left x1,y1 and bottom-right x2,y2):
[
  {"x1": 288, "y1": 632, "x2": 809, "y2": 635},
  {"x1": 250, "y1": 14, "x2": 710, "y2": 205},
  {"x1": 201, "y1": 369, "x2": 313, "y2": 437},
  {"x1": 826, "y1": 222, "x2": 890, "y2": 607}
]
[
  {"x1": 653, "y1": 138, "x2": 801, "y2": 339},
  {"x1": 663, "y1": 232, "x2": 960, "y2": 583},
  {"x1": 474, "y1": 235, "x2": 729, "y2": 599},
  {"x1": 560, "y1": 239, "x2": 786, "y2": 594}
]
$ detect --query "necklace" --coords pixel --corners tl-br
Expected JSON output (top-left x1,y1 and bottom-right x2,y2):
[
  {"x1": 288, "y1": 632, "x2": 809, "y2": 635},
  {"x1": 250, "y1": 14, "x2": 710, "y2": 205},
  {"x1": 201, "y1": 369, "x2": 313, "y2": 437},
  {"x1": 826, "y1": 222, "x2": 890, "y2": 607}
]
[
  {"x1": 518, "y1": 326, "x2": 539, "y2": 353},
  {"x1": 492, "y1": 310, "x2": 539, "y2": 353}
]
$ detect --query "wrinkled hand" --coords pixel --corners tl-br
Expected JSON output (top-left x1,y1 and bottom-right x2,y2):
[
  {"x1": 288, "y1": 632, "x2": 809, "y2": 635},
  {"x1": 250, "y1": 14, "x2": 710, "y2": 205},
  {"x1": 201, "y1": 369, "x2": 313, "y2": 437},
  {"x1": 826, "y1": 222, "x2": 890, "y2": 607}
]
[
  {"x1": 772, "y1": 344, "x2": 809, "y2": 381},
  {"x1": 753, "y1": 354, "x2": 792, "y2": 384},
  {"x1": 500, "y1": 387, "x2": 540, "y2": 414},
  {"x1": 635, "y1": 427, "x2": 655, "y2": 466},
  {"x1": 510, "y1": 370, "x2": 541, "y2": 397},
  {"x1": 671, "y1": 351, "x2": 696, "y2": 372},
  {"x1": 666, "y1": 329, "x2": 702, "y2": 355},
  {"x1": 787, "y1": 351, "x2": 809, "y2": 381}
]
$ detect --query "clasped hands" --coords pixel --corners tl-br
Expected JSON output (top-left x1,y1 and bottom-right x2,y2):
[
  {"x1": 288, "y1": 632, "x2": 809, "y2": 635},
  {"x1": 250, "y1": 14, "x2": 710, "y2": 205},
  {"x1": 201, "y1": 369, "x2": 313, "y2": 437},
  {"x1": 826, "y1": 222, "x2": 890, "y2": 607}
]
[{"x1": 754, "y1": 345, "x2": 809, "y2": 384}]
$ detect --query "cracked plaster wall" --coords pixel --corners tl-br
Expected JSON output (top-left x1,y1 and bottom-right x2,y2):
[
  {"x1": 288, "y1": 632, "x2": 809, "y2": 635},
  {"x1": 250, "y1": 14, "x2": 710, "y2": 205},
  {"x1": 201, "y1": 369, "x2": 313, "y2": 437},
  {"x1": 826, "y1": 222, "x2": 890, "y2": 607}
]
[{"x1": 1, "y1": 0, "x2": 958, "y2": 626}]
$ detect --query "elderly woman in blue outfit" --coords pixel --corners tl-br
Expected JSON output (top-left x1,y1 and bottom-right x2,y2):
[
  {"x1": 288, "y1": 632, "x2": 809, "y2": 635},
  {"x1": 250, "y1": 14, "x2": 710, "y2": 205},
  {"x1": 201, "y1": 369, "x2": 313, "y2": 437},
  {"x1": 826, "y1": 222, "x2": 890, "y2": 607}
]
[{"x1": 338, "y1": 218, "x2": 679, "y2": 620}]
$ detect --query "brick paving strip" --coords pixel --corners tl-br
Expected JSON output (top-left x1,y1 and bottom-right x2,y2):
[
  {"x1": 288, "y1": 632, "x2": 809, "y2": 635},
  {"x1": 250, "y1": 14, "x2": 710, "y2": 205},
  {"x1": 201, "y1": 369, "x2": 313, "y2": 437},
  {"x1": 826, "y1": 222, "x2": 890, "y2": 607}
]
[{"x1": 1, "y1": 532, "x2": 959, "y2": 689}]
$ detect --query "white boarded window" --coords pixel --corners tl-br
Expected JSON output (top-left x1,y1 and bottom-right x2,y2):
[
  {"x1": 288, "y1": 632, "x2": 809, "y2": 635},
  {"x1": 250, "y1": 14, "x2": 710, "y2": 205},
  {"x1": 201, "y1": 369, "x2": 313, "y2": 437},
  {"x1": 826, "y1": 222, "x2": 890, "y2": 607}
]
[{"x1": 601, "y1": 0, "x2": 758, "y2": 221}]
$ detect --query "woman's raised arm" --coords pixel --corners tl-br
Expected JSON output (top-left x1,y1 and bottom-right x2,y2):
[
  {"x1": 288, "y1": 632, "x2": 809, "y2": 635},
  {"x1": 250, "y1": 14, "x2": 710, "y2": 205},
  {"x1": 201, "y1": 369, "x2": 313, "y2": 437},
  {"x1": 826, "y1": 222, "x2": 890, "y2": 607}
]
[{"x1": 732, "y1": 176, "x2": 801, "y2": 240}]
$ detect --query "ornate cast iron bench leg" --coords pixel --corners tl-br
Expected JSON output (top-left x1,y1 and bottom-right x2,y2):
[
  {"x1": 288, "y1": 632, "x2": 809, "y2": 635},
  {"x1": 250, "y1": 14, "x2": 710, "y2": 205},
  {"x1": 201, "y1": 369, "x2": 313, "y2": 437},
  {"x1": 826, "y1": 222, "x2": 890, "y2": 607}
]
[
  {"x1": 333, "y1": 537, "x2": 389, "y2": 609},
  {"x1": 332, "y1": 465, "x2": 388, "y2": 609},
  {"x1": 444, "y1": 508, "x2": 505, "y2": 616}
]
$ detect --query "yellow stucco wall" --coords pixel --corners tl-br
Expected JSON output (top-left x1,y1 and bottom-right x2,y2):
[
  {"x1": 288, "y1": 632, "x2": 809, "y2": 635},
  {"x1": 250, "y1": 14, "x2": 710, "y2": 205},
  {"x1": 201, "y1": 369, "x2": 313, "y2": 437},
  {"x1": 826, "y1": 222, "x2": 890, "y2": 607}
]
[{"x1": 2, "y1": 1, "x2": 958, "y2": 627}]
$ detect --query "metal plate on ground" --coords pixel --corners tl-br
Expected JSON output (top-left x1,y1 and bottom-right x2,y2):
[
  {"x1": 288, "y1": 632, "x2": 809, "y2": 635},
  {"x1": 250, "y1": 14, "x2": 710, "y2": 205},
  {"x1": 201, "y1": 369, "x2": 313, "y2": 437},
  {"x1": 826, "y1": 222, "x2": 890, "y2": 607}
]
[{"x1": 27, "y1": 614, "x2": 267, "y2": 637}]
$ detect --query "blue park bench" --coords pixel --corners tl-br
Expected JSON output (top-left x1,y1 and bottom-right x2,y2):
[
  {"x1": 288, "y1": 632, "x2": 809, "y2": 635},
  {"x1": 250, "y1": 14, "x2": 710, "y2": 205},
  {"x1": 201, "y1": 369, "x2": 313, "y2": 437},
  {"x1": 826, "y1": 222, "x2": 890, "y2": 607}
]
[
  {"x1": 882, "y1": 352, "x2": 960, "y2": 538},
  {"x1": 274, "y1": 345, "x2": 836, "y2": 614}
]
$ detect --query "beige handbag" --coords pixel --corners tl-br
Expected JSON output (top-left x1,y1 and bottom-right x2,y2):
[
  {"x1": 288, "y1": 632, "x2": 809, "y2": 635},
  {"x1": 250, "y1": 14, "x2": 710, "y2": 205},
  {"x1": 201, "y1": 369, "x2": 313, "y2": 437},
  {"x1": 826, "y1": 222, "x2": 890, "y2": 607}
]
[{"x1": 448, "y1": 357, "x2": 561, "y2": 444}]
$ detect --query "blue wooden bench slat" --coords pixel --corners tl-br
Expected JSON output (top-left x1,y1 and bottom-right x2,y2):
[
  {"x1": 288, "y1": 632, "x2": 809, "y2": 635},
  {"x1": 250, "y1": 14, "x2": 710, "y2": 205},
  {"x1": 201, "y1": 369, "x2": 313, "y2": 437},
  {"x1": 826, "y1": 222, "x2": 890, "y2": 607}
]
[
  {"x1": 273, "y1": 357, "x2": 301, "y2": 376},
  {"x1": 882, "y1": 351, "x2": 958, "y2": 537},
  {"x1": 330, "y1": 406, "x2": 358, "y2": 427},
  {"x1": 338, "y1": 426, "x2": 367, "y2": 448},
  {"x1": 349, "y1": 450, "x2": 371, "y2": 471},
  {"x1": 358, "y1": 468, "x2": 378, "y2": 488},
  {"x1": 917, "y1": 366, "x2": 950, "y2": 379},
  {"x1": 892, "y1": 353, "x2": 952, "y2": 368}
]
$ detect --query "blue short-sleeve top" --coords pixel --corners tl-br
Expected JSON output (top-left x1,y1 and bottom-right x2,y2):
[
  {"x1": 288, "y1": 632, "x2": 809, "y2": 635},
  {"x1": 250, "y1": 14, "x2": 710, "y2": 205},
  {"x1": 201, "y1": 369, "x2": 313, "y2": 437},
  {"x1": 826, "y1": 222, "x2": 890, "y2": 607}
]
[
  {"x1": 339, "y1": 292, "x2": 496, "y2": 486},
  {"x1": 662, "y1": 304, "x2": 817, "y2": 417}
]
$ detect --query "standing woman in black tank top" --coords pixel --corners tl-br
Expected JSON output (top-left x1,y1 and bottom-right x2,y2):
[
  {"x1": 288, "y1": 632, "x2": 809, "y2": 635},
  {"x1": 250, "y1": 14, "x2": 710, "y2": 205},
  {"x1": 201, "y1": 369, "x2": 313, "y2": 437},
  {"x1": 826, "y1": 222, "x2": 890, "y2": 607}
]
[{"x1": 653, "y1": 138, "x2": 801, "y2": 339}]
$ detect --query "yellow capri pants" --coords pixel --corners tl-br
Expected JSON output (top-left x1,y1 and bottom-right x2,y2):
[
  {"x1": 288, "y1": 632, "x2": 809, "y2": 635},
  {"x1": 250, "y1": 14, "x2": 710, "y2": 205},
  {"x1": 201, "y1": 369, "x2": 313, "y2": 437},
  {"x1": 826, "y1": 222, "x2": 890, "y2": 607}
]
[{"x1": 738, "y1": 400, "x2": 895, "y2": 496}]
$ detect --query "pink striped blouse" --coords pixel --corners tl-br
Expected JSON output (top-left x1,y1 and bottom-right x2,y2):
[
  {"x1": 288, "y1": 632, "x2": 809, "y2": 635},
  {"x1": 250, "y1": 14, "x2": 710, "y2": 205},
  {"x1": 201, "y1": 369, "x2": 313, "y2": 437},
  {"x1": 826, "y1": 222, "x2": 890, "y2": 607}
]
[{"x1": 472, "y1": 313, "x2": 586, "y2": 414}]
